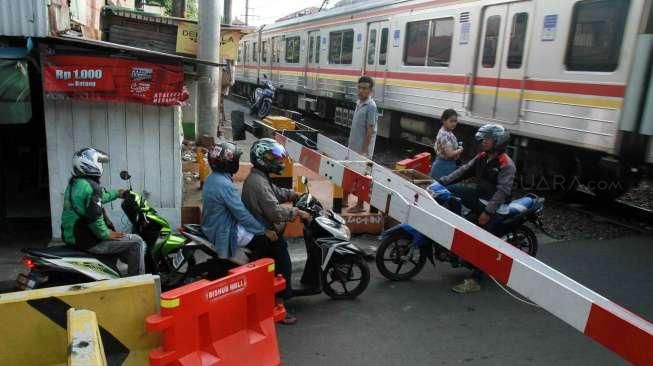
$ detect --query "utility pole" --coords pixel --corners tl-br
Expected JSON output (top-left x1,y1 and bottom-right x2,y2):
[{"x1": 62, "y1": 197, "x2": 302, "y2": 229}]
[
  {"x1": 245, "y1": 0, "x2": 249, "y2": 25},
  {"x1": 197, "y1": 0, "x2": 221, "y2": 144},
  {"x1": 223, "y1": 0, "x2": 232, "y2": 25},
  {"x1": 172, "y1": 0, "x2": 186, "y2": 18}
]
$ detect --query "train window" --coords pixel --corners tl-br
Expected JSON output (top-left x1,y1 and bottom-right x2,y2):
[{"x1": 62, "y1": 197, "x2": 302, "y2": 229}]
[
  {"x1": 262, "y1": 41, "x2": 268, "y2": 63},
  {"x1": 368, "y1": 29, "x2": 377, "y2": 65},
  {"x1": 427, "y1": 17, "x2": 453, "y2": 67},
  {"x1": 565, "y1": 0, "x2": 629, "y2": 72},
  {"x1": 244, "y1": 42, "x2": 249, "y2": 62},
  {"x1": 316, "y1": 36, "x2": 321, "y2": 63},
  {"x1": 405, "y1": 18, "x2": 453, "y2": 67},
  {"x1": 404, "y1": 20, "x2": 429, "y2": 66},
  {"x1": 379, "y1": 28, "x2": 389, "y2": 65},
  {"x1": 507, "y1": 13, "x2": 528, "y2": 69},
  {"x1": 309, "y1": 36, "x2": 315, "y2": 63},
  {"x1": 253, "y1": 42, "x2": 258, "y2": 62},
  {"x1": 482, "y1": 15, "x2": 501, "y2": 68},
  {"x1": 237, "y1": 45, "x2": 242, "y2": 63},
  {"x1": 285, "y1": 36, "x2": 300, "y2": 63},
  {"x1": 329, "y1": 29, "x2": 354, "y2": 64}
]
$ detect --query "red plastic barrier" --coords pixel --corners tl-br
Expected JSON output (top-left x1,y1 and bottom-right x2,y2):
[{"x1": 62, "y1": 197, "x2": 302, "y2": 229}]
[
  {"x1": 145, "y1": 259, "x2": 287, "y2": 366},
  {"x1": 396, "y1": 152, "x2": 432, "y2": 175}
]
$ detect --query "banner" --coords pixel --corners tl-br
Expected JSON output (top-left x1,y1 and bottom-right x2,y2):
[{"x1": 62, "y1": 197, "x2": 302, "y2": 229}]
[
  {"x1": 176, "y1": 22, "x2": 241, "y2": 60},
  {"x1": 43, "y1": 55, "x2": 188, "y2": 106}
]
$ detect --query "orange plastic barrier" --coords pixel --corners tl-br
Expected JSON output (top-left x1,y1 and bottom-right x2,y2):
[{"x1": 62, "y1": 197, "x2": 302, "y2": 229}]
[
  {"x1": 395, "y1": 152, "x2": 432, "y2": 175},
  {"x1": 145, "y1": 259, "x2": 287, "y2": 366}
]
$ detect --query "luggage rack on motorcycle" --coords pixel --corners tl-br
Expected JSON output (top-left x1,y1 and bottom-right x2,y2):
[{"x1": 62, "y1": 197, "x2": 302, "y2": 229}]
[{"x1": 233, "y1": 111, "x2": 653, "y2": 364}]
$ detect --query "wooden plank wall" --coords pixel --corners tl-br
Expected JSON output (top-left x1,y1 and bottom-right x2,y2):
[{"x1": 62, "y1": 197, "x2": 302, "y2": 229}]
[{"x1": 45, "y1": 99, "x2": 182, "y2": 239}]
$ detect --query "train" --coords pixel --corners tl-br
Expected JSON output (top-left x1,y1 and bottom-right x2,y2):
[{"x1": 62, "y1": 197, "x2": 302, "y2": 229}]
[{"x1": 234, "y1": 0, "x2": 653, "y2": 200}]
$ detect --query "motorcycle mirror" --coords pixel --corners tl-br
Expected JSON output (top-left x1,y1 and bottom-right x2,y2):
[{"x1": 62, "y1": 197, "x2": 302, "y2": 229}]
[
  {"x1": 263, "y1": 73, "x2": 268, "y2": 79},
  {"x1": 120, "y1": 171, "x2": 131, "y2": 180}
]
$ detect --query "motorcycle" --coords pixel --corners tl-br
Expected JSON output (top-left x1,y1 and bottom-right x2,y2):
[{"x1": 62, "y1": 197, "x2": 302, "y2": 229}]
[
  {"x1": 17, "y1": 171, "x2": 211, "y2": 290},
  {"x1": 250, "y1": 74, "x2": 279, "y2": 119},
  {"x1": 375, "y1": 182, "x2": 544, "y2": 281},
  {"x1": 292, "y1": 177, "x2": 370, "y2": 299},
  {"x1": 177, "y1": 177, "x2": 371, "y2": 300}
]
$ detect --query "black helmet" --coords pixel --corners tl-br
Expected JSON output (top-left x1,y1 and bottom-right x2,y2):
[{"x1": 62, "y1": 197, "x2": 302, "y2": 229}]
[
  {"x1": 208, "y1": 141, "x2": 242, "y2": 174},
  {"x1": 475, "y1": 124, "x2": 510, "y2": 152},
  {"x1": 250, "y1": 138, "x2": 288, "y2": 174},
  {"x1": 72, "y1": 147, "x2": 109, "y2": 177}
]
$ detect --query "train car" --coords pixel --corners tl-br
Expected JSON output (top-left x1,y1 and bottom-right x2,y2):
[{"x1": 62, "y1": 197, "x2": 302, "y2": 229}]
[{"x1": 235, "y1": 0, "x2": 653, "y2": 199}]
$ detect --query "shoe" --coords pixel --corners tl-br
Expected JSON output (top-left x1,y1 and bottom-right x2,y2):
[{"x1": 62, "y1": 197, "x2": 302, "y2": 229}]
[
  {"x1": 279, "y1": 313, "x2": 297, "y2": 325},
  {"x1": 451, "y1": 279, "x2": 481, "y2": 294}
]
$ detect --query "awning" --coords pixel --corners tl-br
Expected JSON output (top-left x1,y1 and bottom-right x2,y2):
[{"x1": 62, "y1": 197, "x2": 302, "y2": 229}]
[{"x1": 44, "y1": 35, "x2": 226, "y2": 68}]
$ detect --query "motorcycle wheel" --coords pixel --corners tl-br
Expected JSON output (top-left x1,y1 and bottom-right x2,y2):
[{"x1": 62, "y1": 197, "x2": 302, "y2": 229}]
[
  {"x1": 506, "y1": 226, "x2": 538, "y2": 256},
  {"x1": 322, "y1": 256, "x2": 370, "y2": 300},
  {"x1": 376, "y1": 230, "x2": 428, "y2": 281},
  {"x1": 257, "y1": 100, "x2": 271, "y2": 119}
]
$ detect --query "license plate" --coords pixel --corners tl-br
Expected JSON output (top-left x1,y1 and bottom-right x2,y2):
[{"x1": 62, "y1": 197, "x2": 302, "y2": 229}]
[
  {"x1": 172, "y1": 251, "x2": 185, "y2": 269},
  {"x1": 16, "y1": 273, "x2": 37, "y2": 290}
]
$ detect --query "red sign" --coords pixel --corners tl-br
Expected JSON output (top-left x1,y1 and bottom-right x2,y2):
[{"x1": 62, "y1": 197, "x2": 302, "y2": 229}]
[{"x1": 43, "y1": 55, "x2": 188, "y2": 106}]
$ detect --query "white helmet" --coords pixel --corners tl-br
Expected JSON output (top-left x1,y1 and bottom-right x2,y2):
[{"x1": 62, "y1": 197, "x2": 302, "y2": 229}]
[{"x1": 72, "y1": 147, "x2": 109, "y2": 177}]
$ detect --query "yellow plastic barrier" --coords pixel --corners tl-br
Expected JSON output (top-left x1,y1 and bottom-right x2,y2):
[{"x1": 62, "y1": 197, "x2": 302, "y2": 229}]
[
  {"x1": 0, "y1": 275, "x2": 160, "y2": 366},
  {"x1": 67, "y1": 308, "x2": 107, "y2": 366}
]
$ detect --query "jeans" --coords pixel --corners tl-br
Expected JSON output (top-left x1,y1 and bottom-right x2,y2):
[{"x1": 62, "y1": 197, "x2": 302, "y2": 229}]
[
  {"x1": 87, "y1": 234, "x2": 146, "y2": 276},
  {"x1": 247, "y1": 235, "x2": 293, "y2": 299},
  {"x1": 430, "y1": 158, "x2": 457, "y2": 180}
]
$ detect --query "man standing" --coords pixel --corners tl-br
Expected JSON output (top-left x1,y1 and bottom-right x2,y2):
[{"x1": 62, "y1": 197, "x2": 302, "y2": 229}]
[{"x1": 346, "y1": 75, "x2": 378, "y2": 213}]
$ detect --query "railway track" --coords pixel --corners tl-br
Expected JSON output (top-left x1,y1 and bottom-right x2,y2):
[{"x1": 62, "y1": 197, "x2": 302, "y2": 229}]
[{"x1": 229, "y1": 95, "x2": 653, "y2": 235}]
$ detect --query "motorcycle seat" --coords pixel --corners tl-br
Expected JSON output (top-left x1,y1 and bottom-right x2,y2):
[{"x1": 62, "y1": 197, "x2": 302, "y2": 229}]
[
  {"x1": 22, "y1": 246, "x2": 96, "y2": 259},
  {"x1": 480, "y1": 195, "x2": 540, "y2": 218},
  {"x1": 183, "y1": 224, "x2": 209, "y2": 240}
]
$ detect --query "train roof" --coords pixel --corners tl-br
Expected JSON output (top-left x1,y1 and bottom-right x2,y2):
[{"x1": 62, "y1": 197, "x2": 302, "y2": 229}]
[{"x1": 263, "y1": 0, "x2": 412, "y2": 31}]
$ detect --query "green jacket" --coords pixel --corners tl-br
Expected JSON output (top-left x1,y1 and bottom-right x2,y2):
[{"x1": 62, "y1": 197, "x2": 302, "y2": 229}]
[{"x1": 61, "y1": 178, "x2": 119, "y2": 246}]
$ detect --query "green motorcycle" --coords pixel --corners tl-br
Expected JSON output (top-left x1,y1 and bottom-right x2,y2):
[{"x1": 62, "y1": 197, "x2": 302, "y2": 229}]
[{"x1": 18, "y1": 171, "x2": 221, "y2": 290}]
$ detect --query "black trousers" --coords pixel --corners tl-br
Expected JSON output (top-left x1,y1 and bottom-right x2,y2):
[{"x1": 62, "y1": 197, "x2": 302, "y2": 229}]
[{"x1": 247, "y1": 235, "x2": 293, "y2": 299}]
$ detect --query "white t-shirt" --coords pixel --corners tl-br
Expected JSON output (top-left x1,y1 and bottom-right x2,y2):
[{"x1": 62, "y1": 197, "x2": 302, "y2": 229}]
[{"x1": 236, "y1": 224, "x2": 254, "y2": 247}]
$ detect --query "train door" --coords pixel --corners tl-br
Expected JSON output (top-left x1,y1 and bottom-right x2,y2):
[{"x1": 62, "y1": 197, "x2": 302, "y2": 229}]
[
  {"x1": 471, "y1": 2, "x2": 532, "y2": 122},
  {"x1": 364, "y1": 21, "x2": 390, "y2": 106},
  {"x1": 271, "y1": 36, "x2": 281, "y2": 84},
  {"x1": 243, "y1": 41, "x2": 250, "y2": 81},
  {"x1": 305, "y1": 30, "x2": 321, "y2": 91}
]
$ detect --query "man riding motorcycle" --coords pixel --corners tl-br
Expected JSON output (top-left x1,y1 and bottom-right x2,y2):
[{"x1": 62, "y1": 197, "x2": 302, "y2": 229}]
[
  {"x1": 201, "y1": 141, "x2": 278, "y2": 264},
  {"x1": 438, "y1": 124, "x2": 516, "y2": 293},
  {"x1": 61, "y1": 148, "x2": 146, "y2": 276},
  {"x1": 242, "y1": 138, "x2": 312, "y2": 325}
]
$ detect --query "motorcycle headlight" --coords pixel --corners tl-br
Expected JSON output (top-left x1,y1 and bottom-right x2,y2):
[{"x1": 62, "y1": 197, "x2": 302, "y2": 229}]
[{"x1": 341, "y1": 224, "x2": 351, "y2": 241}]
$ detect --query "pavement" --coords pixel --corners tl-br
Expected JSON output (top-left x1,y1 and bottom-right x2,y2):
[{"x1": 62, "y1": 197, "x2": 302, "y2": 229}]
[{"x1": 277, "y1": 235, "x2": 653, "y2": 366}]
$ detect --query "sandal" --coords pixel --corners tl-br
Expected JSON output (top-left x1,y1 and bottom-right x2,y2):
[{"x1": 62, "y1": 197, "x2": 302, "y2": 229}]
[{"x1": 279, "y1": 314, "x2": 297, "y2": 325}]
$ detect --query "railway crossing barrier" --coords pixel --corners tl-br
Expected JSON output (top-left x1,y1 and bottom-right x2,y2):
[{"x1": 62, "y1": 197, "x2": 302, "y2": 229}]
[{"x1": 267, "y1": 127, "x2": 653, "y2": 365}]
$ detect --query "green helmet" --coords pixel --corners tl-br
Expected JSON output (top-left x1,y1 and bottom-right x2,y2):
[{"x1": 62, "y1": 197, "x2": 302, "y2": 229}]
[{"x1": 250, "y1": 138, "x2": 288, "y2": 174}]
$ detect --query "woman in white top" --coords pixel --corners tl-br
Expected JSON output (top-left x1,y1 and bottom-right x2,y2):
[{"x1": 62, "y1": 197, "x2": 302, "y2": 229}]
[{"x1": 430, "y1": 109, "x2": 464, "y2": 179}]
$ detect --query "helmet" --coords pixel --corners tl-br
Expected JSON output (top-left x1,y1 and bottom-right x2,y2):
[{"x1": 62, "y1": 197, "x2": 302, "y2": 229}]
[
  {"x1": 208, "y1": 141, "x2": 242, "y2": 174},
  {"x1": 475, "y1": 124, "x2": 510, "y2": 152},
  {"x1": 250, "y1": 138, "x2": 288, "y2": 174},
  {"x1": 72, "y1": 147, "x2": 109, "y2": 177}
]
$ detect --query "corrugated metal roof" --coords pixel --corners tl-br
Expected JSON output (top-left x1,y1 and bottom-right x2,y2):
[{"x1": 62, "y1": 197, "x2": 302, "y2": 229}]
[{"x1": 0, "y1": 0, "x2": 49, "y2": 37}]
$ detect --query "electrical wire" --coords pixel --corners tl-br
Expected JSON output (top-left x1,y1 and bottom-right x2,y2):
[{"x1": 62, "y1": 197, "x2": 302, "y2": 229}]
[{"x1": 489, "y1": 275, "x2": 540, "y2": 308}]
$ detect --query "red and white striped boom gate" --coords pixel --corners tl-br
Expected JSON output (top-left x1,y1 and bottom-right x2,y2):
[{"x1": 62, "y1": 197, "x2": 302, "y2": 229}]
[{"x1": 273, "y1": 131, "x2": 652, "y2": 365}]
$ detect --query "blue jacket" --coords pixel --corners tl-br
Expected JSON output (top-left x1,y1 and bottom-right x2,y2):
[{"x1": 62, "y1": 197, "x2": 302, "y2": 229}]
[{"x1": 201, "y1": 172, "x2": 265, "y2": 258}]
